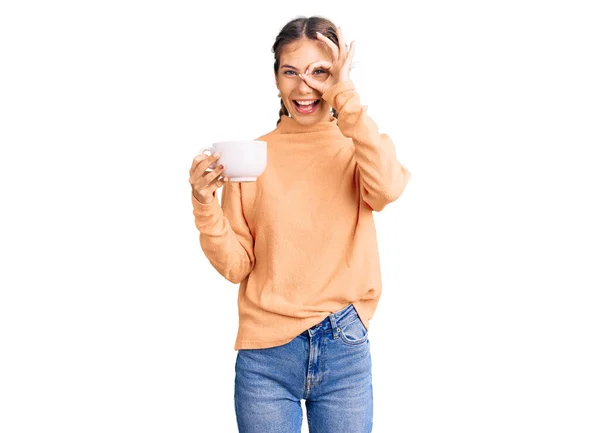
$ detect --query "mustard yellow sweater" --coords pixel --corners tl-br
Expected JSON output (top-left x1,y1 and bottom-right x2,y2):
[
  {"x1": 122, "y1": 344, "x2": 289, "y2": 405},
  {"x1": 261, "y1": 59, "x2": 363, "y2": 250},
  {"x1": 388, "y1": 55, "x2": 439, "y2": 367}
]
[{"x1": 191, "y1": 80, "x2": 411, "y2": 350}]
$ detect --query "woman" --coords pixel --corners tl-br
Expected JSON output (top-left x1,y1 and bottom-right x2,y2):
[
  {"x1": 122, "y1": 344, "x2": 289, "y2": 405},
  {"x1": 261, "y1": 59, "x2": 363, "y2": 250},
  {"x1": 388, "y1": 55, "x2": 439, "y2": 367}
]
[{"x1": 189, "y1": 16, "x2": 410, "y2": 433}]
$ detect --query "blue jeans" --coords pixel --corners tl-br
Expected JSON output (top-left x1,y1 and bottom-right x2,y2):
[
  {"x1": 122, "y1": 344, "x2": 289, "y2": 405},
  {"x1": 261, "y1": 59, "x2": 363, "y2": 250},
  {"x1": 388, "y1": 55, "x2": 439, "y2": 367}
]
[{"x1": 234, "y1": 303, "x2": 373, "y2": 433}]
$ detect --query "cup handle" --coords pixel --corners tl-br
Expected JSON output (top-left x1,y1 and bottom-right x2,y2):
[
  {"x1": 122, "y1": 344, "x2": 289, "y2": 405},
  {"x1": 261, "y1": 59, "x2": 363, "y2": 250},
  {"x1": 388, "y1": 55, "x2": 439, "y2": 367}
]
[{"x1": 199, "y1": 146, "x2": 217, "y2": 170}]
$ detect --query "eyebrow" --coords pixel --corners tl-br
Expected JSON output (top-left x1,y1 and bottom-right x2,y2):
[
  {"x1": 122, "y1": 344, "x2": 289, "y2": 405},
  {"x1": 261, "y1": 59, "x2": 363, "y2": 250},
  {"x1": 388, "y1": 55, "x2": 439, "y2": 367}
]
[{"x1": 280, "y1": 62, "x2": 325, "y2": 72}]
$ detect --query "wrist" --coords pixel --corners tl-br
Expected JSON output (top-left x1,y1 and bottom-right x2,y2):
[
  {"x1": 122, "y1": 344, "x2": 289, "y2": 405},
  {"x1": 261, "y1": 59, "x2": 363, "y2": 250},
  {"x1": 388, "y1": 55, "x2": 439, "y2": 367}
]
[{"x1": 193, "y1": 191, "x2": 214, "y2": 205}]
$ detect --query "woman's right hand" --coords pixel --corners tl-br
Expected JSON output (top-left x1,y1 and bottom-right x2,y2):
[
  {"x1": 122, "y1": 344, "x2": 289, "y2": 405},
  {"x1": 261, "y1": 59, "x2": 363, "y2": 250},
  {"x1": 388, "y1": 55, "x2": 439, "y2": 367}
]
[{"x1": 189, "y1": 152, "x2": 229, "y2": 204}]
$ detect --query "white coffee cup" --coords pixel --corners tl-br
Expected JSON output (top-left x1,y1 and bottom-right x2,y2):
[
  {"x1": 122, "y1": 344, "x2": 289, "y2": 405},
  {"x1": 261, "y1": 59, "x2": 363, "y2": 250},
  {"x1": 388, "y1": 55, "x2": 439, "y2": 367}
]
[{"x1": 199, "y1": 140, "x2": 267, "y2": 182}]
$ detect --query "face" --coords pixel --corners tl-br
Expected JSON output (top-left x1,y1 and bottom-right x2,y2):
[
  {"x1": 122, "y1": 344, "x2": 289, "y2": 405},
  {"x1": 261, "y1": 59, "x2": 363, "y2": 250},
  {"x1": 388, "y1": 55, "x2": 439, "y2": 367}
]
[{"x1": 275, "y1": 38, "x2": 333, "y2": 125}]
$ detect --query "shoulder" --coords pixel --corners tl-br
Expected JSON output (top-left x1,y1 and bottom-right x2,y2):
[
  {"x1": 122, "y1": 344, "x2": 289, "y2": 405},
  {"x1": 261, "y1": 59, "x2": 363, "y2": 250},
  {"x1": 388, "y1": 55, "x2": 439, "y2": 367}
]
[{"x1": 253, "y1": 128, "x2": 280, "y2": 143}]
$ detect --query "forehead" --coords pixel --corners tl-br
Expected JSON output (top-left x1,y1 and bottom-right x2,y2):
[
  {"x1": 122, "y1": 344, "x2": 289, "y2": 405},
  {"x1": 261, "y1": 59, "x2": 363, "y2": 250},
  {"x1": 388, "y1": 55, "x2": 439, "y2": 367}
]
[{"x1": 279, "y1": 39, "x2": 332, "y2": 67}]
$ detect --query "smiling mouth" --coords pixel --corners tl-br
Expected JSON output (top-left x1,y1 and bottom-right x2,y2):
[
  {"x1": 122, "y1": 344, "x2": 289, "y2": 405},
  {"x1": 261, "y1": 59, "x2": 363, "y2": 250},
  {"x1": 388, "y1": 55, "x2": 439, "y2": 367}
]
[{"x1": 293, "y1": 99, "x2": 321, "y2": 113}]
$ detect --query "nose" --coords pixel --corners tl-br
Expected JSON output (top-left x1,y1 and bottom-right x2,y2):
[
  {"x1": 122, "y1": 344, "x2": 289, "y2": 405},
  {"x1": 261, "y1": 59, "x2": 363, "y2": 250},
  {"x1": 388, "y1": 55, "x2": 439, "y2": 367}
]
[{"x1": 297, "y1": 77, "x2": 314, "y2": 94}]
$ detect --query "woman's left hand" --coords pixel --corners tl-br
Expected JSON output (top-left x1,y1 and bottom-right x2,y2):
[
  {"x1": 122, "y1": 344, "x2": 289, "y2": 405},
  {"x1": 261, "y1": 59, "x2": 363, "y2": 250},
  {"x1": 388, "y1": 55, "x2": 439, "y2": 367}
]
[{"x1": 299, "y1": 26, "x2": 356, "y2": 94}]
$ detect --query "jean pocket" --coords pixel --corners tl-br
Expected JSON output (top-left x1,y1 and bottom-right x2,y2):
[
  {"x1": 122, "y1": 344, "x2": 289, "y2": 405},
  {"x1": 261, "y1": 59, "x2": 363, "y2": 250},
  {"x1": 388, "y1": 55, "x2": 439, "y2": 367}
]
[{"x1": 338, "y1": 316, "x2": 369, "y2": 345}]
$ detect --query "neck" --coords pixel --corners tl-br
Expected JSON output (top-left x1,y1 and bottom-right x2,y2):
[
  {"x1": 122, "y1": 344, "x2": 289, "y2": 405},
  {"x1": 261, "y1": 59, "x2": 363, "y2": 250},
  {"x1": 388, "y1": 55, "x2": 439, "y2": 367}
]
[{"x1": 276, "y1": 114, "x2": 339, "y2": 134}]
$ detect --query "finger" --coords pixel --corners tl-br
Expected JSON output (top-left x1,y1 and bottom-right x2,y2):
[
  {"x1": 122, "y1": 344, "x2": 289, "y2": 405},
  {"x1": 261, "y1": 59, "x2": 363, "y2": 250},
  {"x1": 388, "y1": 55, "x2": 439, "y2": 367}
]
[
  {"x1": 343, "y1": 41, "x2": 356, "y2": 70},
  {"x1": 201, "y1": 163, "x2": 226, "y2": 183},
  {"x1": 190, "y1": 153, "x2": 209, "y2": 175},
  {"x1": 204, "y1": 166, "x2": 227, "y2": 184},
  {"x1": 197, "y1": 153, "x2": 221, "y2": 175},
  {"x1": 192, "y1": 164, "x2": 226, "y2": 189},
  {"x1": 190, "y1": 152, "x2": 220, "y2": 175},
  {"x1": 298, "y1": 73, "x2": 322, "y2": 93},
  {"x1": 190, "y1": 153, "x2": 221, "y2": 180},
  {"x1": 315, "y1": 31, "x2": 339, "y2": 63},
  {"x1": 306, "y1": 60, "x2": 333, "y2": 76},
  {"x1": 204, "y1": 170, "x2": 228, "y2": 191},
  {"x1": 337, "y1": 26, "x2": 347, "y2": 59}
]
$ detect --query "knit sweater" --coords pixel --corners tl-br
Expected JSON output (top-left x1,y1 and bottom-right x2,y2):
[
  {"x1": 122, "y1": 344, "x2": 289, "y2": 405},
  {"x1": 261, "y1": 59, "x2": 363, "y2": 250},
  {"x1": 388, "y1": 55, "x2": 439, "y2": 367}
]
[{"x1": 191, "y1": 80, "x2": 411, "y2": 350}]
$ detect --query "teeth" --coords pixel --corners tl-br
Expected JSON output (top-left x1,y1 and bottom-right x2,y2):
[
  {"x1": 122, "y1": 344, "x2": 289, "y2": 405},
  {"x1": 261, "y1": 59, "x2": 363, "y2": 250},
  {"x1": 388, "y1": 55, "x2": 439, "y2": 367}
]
[{"x1": 296, "y1": 100, "x2": 318, "y2": 105}]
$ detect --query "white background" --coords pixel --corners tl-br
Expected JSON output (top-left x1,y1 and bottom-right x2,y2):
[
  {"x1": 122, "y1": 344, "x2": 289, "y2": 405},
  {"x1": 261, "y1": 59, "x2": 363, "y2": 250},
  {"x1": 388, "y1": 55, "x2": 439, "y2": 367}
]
[{"x1": 1, "y1": 0, "x2": 599, "y2": 432}]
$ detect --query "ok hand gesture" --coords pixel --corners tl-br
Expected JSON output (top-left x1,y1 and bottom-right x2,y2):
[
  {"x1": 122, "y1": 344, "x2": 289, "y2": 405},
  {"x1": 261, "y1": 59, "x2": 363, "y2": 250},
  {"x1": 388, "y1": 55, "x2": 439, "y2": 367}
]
[{"x1": 298, "y1": 26, "x2": 356, "y2": 94}]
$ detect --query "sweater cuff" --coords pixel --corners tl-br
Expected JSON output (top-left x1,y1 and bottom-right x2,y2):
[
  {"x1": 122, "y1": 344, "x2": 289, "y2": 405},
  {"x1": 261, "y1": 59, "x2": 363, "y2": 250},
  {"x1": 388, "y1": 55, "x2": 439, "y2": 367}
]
[{"x1": 322, "y1": 80, "x2": 356, "y2": 111}]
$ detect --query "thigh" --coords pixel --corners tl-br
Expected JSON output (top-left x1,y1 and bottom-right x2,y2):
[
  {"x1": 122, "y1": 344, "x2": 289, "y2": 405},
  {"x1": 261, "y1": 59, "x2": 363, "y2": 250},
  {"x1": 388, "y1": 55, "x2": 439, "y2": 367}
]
[
  {"x1": 234, "y1": 337, "x2": 306, "y2": 433},
  {"x1": 306, "y1": 317, "x2": 373, "y2": 433}
]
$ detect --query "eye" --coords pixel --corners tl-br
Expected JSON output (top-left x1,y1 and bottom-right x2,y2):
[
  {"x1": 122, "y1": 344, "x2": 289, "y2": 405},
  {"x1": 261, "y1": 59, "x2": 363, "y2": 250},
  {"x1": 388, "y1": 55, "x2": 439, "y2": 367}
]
[
  {"x1": 283, "y1": 70, "x2": 297, "y2": 75},
  {"x1": 313, "y1": 69, "x2": 327, "y2": 75}
]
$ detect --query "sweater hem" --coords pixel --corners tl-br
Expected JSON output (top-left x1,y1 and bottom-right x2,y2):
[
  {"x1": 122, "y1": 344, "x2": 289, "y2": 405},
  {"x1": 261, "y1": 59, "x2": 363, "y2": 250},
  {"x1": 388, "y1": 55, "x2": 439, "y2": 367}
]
[{"x1": 234, "y1": 335, "x2": 297, "y2": 351}]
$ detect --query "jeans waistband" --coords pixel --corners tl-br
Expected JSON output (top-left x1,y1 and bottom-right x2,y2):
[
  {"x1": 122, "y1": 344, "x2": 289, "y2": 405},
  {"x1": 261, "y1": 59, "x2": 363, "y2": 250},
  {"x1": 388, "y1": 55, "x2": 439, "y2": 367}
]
[{"x1": 306, "y1": 303, "x2": 358, "y2": 336}]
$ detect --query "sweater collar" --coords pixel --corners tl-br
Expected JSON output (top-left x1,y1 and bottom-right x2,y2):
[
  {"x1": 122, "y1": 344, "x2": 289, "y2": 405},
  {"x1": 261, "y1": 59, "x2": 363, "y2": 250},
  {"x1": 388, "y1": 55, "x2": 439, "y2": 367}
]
[{"x1": 276, "y1": 114, "x2": 339, "y2": 134}]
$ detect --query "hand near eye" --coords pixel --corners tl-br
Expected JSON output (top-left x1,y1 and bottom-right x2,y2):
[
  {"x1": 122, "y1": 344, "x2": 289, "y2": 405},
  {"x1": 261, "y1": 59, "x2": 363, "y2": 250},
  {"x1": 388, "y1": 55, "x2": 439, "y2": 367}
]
[{"x1": 299, "y1": 26, "x2": 356, "y2": 94}]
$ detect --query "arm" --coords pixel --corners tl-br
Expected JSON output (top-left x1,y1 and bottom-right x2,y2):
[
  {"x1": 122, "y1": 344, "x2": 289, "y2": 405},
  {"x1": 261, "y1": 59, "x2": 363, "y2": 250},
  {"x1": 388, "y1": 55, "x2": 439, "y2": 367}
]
[
  {"x1": 322, "y1": 80, "x2": 411, "y2": 212},
  {"x1": 191, "y1": 181, "x2": 255, "y2": 283}
]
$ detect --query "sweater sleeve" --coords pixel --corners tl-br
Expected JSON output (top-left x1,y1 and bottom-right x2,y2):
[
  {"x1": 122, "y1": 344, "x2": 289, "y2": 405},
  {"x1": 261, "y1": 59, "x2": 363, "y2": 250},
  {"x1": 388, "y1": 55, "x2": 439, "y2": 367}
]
[
  {"x1": 322, "y1": 80, "x2": 411, "y2": 212},
  {"x1": 191, "y1": 182, "x2": 255, "y2": 284}
]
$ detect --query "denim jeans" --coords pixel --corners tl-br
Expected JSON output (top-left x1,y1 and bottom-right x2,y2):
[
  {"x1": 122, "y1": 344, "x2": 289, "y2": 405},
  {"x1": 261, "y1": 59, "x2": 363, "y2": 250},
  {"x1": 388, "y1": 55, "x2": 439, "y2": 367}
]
[{"x1": 234, "y1": 303, "x2": 373, "y2": 433}]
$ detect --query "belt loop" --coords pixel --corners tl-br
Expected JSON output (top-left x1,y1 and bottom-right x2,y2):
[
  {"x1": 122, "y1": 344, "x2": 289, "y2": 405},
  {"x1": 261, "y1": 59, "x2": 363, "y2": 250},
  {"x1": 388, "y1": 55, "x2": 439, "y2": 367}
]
[{"x1": 328, "y1": 312, "x2": 339, "y2": 339}]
